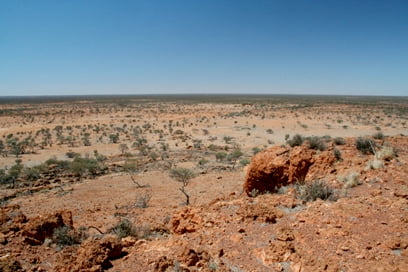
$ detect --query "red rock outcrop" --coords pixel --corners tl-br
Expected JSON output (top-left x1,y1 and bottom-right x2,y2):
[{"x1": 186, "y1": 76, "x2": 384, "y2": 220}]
[
  {"x1": 171, "y1": 207, "x2": 204, "y2": 234},
  {"x1": 237, "y1": 202, "x2": 283, "y2": 223},
  {"x1": 70, "y1": 235, "x2": 123, "y2": 272},
  {"x1": 21, "y1": 210, "x2": 73, "y2": 245},
  {"x1": 244, "y1": 145, "x2": 314, "y2": 195},
  {"x1": 306, "y1": 150, "x2": 337, "y2": 180},
  {"x1": 0, "y1": 205, "x2": 27, "y2": 234}
]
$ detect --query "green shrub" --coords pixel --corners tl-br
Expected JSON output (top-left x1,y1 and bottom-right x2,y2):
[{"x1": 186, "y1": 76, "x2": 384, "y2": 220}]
[
  {"x1": 373, "y1": 132, "x2": 384, "y2": 140},
  {"x1": 70, "y1": 156, "x2": 100, "y2": 178},
  {"x1": 355, "y1": 137, "x2": 375, "y2": 154},
  {"x1": 198, "y1": 159, "x2": 209, "y2": 166},
  {"x1": 109, "y1": 133, "x2": 119, "y2": 143},
  {"x1": 333, "y1": 149, "x2": 342, "y2": 161},
  {"x1": 66, "y1": 151, "x2": 80, "y2": 158},
  {"x1": 286, "y1": 134, "x2": 304, "y2": 147},
  {"x1": 239, "y1": 158, "x2": 250, "y2": 166},
  {"x1": 252, "y1": 147, "x2": 262, "y2": 155},
  {"x1": 208, "y1": 144, "x2": 218, "y2": 151},
  {"x1": 306, "y1": 136, "x2": 326, "y2": 151},
  {"x1": 23, "y1": 167, "x2": 41, "y2": 181},
  {"x1": 333, "y1": 137, "x2": 345, "y2": 145},
  {"x1": 223, "y1": 136, "x2": 233, "y2": 144},
  {"x1": 45, "y1": 157, "x2": 70, "y2": 170},
  {"x1": 109, "y1": 218, "x2": 137, "y2": 239},
  {"x1": 215, "y1": 152, "x2": 227, "y2": 162},
  {"x1": 52, "y1": 225, "x2": 82, "y2": 248}
]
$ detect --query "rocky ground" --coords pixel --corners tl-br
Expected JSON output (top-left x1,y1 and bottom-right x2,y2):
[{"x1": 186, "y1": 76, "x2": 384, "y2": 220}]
[
  {"x1": 0, "y1": 96, "x2": 407, "y2": 271},
  {"x1": 0, "y1": 135, "x2": 407, "y2": 271}
]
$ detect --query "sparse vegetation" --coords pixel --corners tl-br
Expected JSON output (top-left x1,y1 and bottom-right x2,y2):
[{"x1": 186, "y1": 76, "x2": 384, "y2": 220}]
[
  {"x1": 296, "y1": 180, "x2": 337, "y2": 202},
  {"x1": 135, "y1": 190, "x2": 152, "y2": 208},
  {"x1": 376, "y1": 145, "x2": 395, "y2": 161},
  {"x1": 0, "y1": 95, "x2": 407, "y2": 271},
  {"x1": 341, "y1": 172, "x2": 361, "y2": 188},
  {"x1": 366, "y1": 158, "x2": 384, "y2": 170}
]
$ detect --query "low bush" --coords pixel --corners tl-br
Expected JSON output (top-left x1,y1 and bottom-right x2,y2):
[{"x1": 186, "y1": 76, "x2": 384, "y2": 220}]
[
  {"x1": 373, "y1": 132, "x2": 384, "y2": 140},
  {"x1": 252, "y1": 147, "x2": 262, "y2": 155},
  {"x1": 239, "y1": 158, "x2": 250, "y2": 166},
  {"x1": 306, "y1": 136, "x2": 326, "y2": 151},
  {"x1": 296, "y1": 180, "x2": 337, "y2": 202},
  {"x1": 333, "y1": 137, "x2": 345, "y2": 145},
  {"x1": 70, "y1": 156, "x2": 101, "y2": 178},
  {"x1": 355, "y1": 137, "x2": 375, "y2": 154},
  {"x1": 376, "y1": 145, "x2": 395, "y2": 161},
  {"x1": 198, "y1": 159, "x2": 209, "y2": 166},
  {"x1": 109, "y1": 218, "x2": 138, "y2": 239},
  {"x1": 52, "y1": 225, "x2": 83, "y2": 248},
  {"x1": 215, "y1": 152, "x2": 227, "y2": 162},
  {"x1": 286, "y1": 134, "x2": 304, "y2": 147},
  {"x1": 340, "y1": 172, "x2": 361, "y2": 188},
  {"x1": 366, "y1": 158, "x2": 384, "y2": 170},
  {"x1": 333, "y1": 149, "x2": 342, "y2": 161},
  {"x1": 45, "y1": 157, "x2": 70, "y2": 170},
  {"x1": 135, "y1": 191, "x2": 152, "y2": 208},
  {"x1": 66, "y1": 151, "x2": 80, "y2": 158}
]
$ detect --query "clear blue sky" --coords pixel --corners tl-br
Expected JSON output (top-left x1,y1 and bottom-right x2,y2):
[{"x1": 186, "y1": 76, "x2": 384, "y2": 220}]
[{"x1": 1, "y1": 0, "x2": 407, "y2": 96}]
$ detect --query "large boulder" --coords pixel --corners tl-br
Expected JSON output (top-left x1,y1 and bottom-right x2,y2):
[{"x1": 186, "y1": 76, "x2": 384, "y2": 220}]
[{"x1": 244, "y1": 146, "x2": 314, "y2": 195}]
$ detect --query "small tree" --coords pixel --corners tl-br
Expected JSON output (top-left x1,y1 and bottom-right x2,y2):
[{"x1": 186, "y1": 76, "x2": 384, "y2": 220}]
[
  {"x1": 70, "y1": 156, "x2": 100, "y2": 179},
  {"x1": 109, "y1": 133, "x2": 119, "y2": 143},
  {"x1": 0, "y1": 140, "x2": 5, "y2": 157},
  {"x1": 169, "y1": 168, "x2": 196, "y2": 205},
  {"x1": 227, "y1": 149, "x2": 243, "y2": 168},
  {"x1": 82, "y1": 133, "x2": 91, "y2": 146},
  {"x1": 215, "y1": 152, "x2": 227, "y2": 162},
  {"x1": 124, "y1": 159, "x2": 148, "y2": 188},
  {"x1": 119, "y1": 143, "x2": 129, "y2": 155},
  {"x1": 223, "y1": 136, "x2": 233, "y2": 144},
  {"x1": 8, "y1": 159, "x2": 23, "y2": 188}
]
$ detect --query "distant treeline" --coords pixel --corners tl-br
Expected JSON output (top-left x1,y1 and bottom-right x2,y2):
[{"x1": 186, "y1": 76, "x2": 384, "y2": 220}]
[{"x1": 0, "y1": 94, "x2": 407, "y2": 105}]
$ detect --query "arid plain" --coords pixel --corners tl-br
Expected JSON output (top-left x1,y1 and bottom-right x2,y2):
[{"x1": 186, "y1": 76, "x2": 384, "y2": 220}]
[{"x1": 0, "y1": 95, "x2": 407, "y2": 271}]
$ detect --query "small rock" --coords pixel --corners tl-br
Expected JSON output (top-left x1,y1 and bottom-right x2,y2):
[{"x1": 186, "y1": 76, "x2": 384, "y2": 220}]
[
  {"x1": 121, "y1": 236, "x2": 137, "y2": 247},
  {"x1": 0, "y1": 233, "x2": 7, "y2": 245},
  {"x1": 371, "y1": 189, "x2": 382, "y2": 196},
  {"x1": 341, "y1": 246, "x2": 350, "y2": 251}
]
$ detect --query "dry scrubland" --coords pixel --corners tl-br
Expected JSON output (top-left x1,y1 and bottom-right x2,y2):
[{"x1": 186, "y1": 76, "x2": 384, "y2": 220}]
[{"x1": 0, "y1": 95, "x2": 407, "y2": 271}]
